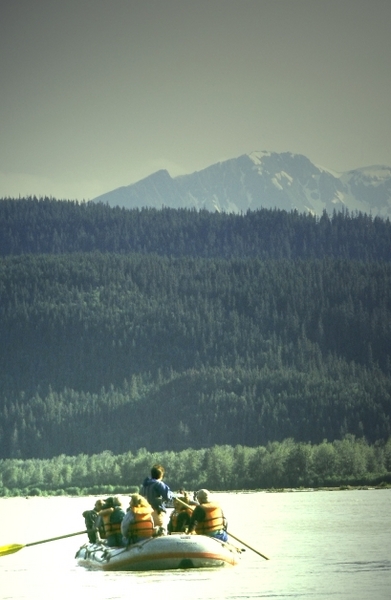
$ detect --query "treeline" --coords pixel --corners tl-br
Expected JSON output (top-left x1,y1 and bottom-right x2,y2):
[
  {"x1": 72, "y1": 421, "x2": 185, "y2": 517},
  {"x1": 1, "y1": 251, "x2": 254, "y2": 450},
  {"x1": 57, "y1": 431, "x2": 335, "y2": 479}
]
[
  {"x1": 1, "y1": 436, "x2": 390, "y2": 497},
  {"x1": 1, "y1": 197, "x2": 390, "y2": 260}
]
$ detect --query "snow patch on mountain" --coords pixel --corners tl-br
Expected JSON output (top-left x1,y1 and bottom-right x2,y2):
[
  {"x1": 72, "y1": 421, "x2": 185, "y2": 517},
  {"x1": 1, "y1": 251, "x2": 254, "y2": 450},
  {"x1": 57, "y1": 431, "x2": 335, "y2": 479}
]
[{"x1": 91, "y1": 152, "x2": 391, "y2": 218}]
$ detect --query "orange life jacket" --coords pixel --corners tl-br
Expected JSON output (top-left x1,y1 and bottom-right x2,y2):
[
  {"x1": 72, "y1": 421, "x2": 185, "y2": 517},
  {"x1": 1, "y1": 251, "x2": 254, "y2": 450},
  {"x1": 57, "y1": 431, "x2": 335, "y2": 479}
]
[
  {"x1": 129, "y1": 506, "x2": 154, "y2": 539},
  {"x1": 195, "y1": 503, "x2": 225, "y2": 535},
  {"x1": 169, "y1": 507, "x2": 192, "y2": 532}
]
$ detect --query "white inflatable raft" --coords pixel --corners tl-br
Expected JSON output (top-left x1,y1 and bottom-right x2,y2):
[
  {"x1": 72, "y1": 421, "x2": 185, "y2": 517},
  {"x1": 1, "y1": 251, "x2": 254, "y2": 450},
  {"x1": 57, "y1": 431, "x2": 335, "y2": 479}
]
[{"x1": 75, "y1": 533, "x2": 240, "y2": 571}]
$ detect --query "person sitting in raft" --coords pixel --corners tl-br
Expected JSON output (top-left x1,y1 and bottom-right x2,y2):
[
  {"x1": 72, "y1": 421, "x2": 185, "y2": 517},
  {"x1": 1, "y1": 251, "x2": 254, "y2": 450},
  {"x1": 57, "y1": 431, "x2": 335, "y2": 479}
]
[
  {"x1": 82, "y1": 499, "x2": 104, "y2": 543},
  {"x1": 187, "y1": 489, "x2": 228, "y2": 542},
  {"x1": 140, "y1": 464, "x2": 175, "y2": 530},
  {"x1": 121, "y1": 494, "x2": 155, "y2": 546},
  {"x1": 99, "y1": 496, "x2": 125, "y2": 547},
  {"x1": 167, "y1": 494, "x2": 193, "y2": 534}
]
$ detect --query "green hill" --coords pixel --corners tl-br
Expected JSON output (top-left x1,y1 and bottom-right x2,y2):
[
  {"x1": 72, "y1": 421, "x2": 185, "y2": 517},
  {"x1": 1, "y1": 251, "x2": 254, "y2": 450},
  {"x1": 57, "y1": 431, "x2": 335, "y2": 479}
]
[{"x1": 0, "y1": 198, "x2": 390, "y2": 460}]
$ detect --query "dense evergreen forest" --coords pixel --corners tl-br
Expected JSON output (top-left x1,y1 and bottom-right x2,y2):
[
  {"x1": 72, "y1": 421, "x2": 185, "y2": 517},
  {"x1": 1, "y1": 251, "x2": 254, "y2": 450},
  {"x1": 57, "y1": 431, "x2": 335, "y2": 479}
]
[
  {"x1": 0, "y1": 197, "x2": 390, "y2": 260},
  {"x1": 0, "y1": 197, "x2": 390, "y2": 475}
]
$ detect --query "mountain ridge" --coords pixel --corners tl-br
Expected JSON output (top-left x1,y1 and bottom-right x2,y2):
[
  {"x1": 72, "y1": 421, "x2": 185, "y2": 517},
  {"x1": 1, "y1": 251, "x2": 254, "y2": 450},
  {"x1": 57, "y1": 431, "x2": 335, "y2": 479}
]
[{"x1": 91, "y1": 151, "x2": 391, "y2": 218}]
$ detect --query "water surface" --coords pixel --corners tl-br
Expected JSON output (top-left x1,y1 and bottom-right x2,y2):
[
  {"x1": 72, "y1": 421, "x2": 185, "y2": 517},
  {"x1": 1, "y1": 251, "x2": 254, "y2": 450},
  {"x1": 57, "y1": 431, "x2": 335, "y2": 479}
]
[{"x1": 1, "y1": 489, "x2": 390, "y2": 599}]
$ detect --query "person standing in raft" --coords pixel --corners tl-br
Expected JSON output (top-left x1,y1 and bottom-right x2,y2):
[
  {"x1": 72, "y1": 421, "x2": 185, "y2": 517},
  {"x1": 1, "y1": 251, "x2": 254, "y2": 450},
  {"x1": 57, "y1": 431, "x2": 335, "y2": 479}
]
[
  {"x1": 99, "y1": 496, "x2": 125, "y2": 547},
  {"x1": 121, "y1": 494, "x2": 155, "y2": 545},
  {"x1": 188, "y1": 489, "x2": 228, "y2": 542},
  {"x1": 140, "y1": 464, "x2": 175, "y2": 530},
  {"x1": 82, "y1": 499, "x2": 104, "y2": 543}
]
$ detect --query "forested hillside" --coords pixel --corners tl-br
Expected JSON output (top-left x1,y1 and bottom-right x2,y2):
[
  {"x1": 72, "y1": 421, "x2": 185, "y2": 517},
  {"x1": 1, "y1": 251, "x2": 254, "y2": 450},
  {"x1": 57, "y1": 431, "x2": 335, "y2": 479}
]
[{"x1": 0, "y1": 197, "x2": 390, "y2": 461}]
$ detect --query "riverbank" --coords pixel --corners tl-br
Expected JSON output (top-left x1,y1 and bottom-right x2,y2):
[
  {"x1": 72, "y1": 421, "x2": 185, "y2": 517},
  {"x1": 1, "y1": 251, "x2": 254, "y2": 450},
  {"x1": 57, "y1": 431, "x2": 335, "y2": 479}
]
[{"x1": 265, "y1": 483, "x2": 391, "y2": 493}]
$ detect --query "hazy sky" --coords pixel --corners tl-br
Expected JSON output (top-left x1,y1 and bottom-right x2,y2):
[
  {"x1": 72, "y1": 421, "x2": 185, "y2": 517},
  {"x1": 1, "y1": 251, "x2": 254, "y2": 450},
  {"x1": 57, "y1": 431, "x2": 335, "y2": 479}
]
[{"x1": 1, "y1": 0, "x2": 390, "y2": 200}]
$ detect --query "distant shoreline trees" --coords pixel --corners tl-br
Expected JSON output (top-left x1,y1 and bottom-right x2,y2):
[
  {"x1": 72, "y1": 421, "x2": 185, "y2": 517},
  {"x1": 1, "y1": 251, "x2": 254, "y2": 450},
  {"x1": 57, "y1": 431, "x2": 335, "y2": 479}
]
[{"x1": 1, "y1": 437, "x2": 390, "y2": 497}]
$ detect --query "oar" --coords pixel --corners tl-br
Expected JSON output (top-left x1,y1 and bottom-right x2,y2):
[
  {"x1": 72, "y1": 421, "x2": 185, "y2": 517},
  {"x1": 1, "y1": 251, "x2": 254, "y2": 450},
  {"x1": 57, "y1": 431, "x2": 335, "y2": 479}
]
[
  {"x1": 0, "y1": 530, "x2": 87, "y2": 557},
  {"x1": 221, "y1": 530, "x2": 270, "y2": 560},
  {"x1": 174, "y1": 496, "x2": 270, "y2": 560}
]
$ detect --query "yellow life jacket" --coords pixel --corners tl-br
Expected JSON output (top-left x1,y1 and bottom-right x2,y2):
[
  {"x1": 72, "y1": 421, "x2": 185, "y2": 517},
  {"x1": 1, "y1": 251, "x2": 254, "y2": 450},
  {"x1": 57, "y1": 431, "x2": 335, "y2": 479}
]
[
  {"x1": 100, "y1": 508, "x2": 122, "y2": 536},
  {"x1": 129, "y1": 506, "x2": 154, "y2": 539},
  {"x1": 195, "y1": 502, "x2": 225, "y2": 535}
]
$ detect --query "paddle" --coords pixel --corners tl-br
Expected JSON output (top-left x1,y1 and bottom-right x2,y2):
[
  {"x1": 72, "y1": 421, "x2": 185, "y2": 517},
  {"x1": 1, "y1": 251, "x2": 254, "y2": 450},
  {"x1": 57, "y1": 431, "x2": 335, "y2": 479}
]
[
  {"x1": 174, "y1": 496, "x2": 270, "y2": 560},
  {"x1": 220, "y1": 530, "x2": 270, "y2": 560},
  {"x1": 0, "y1": 530, "x2": 87, "y2": 557}
]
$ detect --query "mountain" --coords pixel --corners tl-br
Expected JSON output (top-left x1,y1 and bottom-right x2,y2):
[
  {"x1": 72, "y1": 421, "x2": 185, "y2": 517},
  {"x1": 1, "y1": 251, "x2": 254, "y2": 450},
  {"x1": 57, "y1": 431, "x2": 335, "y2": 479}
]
[{"x1": 91, "y1": 151, "x2": 391, "y2": 217}]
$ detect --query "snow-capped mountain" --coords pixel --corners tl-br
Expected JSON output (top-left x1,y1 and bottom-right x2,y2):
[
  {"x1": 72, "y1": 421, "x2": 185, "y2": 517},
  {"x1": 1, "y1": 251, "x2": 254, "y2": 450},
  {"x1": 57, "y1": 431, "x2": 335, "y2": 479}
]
[{"x1": 91, "y1": 151, "x2": 391, "y2": 218}]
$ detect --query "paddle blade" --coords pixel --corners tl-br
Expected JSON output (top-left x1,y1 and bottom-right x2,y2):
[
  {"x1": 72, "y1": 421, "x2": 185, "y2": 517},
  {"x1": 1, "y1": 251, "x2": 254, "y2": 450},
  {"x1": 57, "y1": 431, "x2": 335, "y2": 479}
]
[{"x1": 0, "y1": 543, "x2": 25, "y2": 557}]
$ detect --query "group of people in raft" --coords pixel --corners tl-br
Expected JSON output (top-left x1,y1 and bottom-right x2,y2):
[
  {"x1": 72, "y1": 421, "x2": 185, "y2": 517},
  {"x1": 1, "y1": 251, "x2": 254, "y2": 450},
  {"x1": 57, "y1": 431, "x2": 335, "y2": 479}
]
[{"x1": 82, "y1": 464, "x2": 228, "y2": 548}]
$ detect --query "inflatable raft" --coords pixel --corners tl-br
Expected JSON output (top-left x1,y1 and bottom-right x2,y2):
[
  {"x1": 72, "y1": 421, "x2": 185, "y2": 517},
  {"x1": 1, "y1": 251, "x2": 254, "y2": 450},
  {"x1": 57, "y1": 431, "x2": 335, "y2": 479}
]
[{"x1": 75, "y1": 533, "x2": 240, "y2": 571}]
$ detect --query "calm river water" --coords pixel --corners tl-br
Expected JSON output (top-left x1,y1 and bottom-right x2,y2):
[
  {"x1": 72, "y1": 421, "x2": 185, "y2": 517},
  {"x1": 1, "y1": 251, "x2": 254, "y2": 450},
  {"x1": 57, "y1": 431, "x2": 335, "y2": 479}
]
[{"x1": 0, "y1": 489, "x2": 390, "y2": 600}]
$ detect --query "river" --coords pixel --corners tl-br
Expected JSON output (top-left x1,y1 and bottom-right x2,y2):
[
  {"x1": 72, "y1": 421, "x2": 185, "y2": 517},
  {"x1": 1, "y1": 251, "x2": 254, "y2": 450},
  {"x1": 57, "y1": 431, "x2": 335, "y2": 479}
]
[{"x1": 0, "y1": 489, "x2": 390, "y2": 600}]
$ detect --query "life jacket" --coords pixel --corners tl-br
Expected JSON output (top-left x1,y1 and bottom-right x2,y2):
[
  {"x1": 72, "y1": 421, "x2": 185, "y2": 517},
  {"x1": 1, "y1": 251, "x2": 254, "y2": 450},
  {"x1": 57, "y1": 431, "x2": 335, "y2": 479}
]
[
  {"x1": 129, "y1": 506, "x2": 154, "y2": 539},
  {"x1": 169, "y1": 511, "x2": 179, "y2": 532},
  {"x1": 101, "y1": 508, "x2": 123, "y2": 537},
  {"x1": 169, "y1": 508, "x2": 192, "y2": 533},
  {"x1": 195, "y1": 503, "x2": 225, "y2": 535}
]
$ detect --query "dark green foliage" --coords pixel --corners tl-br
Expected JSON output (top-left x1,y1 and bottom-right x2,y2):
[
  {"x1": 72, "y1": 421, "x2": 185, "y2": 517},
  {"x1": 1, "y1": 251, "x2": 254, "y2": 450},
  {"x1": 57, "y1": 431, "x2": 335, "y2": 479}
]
[
  {"x1": 1, "y1": 437, "x2": 390, "y2": 496},
  {"x1": 0, "y1": 198, "x2": 390, "y2": 462},
  {"x1": 0, "y1": 197, "x2": 390, "y2": 260}
]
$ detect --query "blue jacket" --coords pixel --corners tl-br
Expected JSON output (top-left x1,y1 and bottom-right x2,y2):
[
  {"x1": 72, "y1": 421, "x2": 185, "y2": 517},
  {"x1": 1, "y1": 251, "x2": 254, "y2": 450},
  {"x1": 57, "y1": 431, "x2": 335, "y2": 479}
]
[{"x1": 141, "y1": 477, "x2": 174, "y2": 513}]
